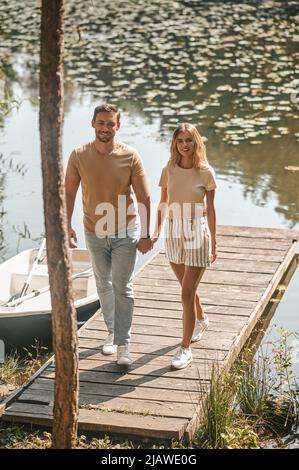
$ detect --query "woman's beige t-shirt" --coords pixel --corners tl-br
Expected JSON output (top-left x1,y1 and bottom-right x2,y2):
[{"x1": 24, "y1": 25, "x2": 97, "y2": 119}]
[
  {"x1": 66, "y1": 141, "x2": 145, "y2": 235},
  {"x1": 158, "y1": 164, "x2": 216, "y2": 218}
]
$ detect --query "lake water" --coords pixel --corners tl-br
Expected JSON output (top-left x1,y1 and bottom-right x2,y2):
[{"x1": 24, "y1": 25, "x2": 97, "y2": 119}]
[{"x1": 0, "y1": 0, "x2": 298, "y2": 441}]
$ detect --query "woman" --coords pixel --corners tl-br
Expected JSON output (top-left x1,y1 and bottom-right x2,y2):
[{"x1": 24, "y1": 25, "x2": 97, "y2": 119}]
[{"x1": 152, "y1": 123, "x2": 217, "y2": 370}]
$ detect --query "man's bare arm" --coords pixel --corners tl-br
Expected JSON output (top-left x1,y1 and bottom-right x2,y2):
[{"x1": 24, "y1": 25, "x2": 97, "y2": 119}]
[
  {"x1": 65, "y1": 174, "x2": 80, "y2": 247},
  {"x1": 131, "y1": 175, "x2": 152, "y2": 254}
]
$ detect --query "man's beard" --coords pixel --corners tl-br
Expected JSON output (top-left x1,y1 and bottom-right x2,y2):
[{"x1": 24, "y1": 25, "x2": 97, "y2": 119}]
[{"x1": 97, "y1": 132, "x2": 113, "y2": 143}]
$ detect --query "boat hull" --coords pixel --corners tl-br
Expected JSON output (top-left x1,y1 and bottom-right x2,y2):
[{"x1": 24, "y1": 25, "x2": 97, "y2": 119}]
[{"x1": 0, "y1": 300, "x2": 99, "y2": 355}]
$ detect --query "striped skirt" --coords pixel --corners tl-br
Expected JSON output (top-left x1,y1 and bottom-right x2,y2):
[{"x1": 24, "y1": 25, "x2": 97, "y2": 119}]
[{"x1": 165, "y1": 217, "x2": 211, "y2": 267}]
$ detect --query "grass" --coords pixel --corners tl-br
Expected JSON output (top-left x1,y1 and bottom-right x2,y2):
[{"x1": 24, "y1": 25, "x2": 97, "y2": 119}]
[
  {"x1": 236, "y1": 330, "x2": 299, "y2": 441},
  {"x1": 195, "y1": 363, "x2": 260, "y2": 449},
  {"x1": 0, "y1": 354, "x2": 20, "y2": 385},
  {"x1": 193, "y1": 328, "x2": 299, "y2": 449},
  {"x1": 0, "y1": 341, "x2": 50, "y2": 389}
]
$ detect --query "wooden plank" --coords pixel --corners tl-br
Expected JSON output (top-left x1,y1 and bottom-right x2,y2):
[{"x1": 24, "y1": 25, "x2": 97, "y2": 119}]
[
  {"x1": 17, "y1": 389, "x2": 198, "y2": 419},
  {"x1": 159, "y1": 246, "x2": 288, "y2": 256},
  {"x1": 46, "y1": 357, "x2": 219, "y2": 382},
  {"x1": 137, "y1": 268, "x2": 273, "y2": 287},
  {"x1": 154, "y1": 251, "x2": 285, "y2": 263},
  {"x1": 133, "y1": 291, "x2": 256, "y2": 308},
  {"x1": 217, "y1": 225, "x2": 299, "y2": 240},
  {"x1": 78, "y1": 340, "x2": 227, "y2": 361},
  {"x1": 3, "y1": 403, "x2": 189, "y2": 439},
  {"x1": 134, "y1": 283, "x2": 263, "y2": 301},
  {"x1": 134, "y1": 277, "x2": 265, "y2": 295},
  {"x1": 215, "y1": 246, "x2": 287, "y2": 256},
  {"x1": 88, "y1": 317, "x2": 247, "y2": 334},
  {"x1": 212, "y1": 251, "x2": 285, "y2": 262},
  {"x1": 133, "y1": 305, "x2": 252, "y2": 317},
  {"x1": 151, "y1": 256, "x2": 280, "y2": 274},
  {"x1": 79, "y1": 326, "x2": 238, "y2": 350},
  {"x1": 28, "y1": 377, "x2": 203, "y2": 404},
  {"x1": 133, "y1": 297, "x2": 258, "y2": 311},
  {"x1": 80, "y1": 357, "x2": 224, "y2": 380},
  {"x1": 212, "y1": 236, "x2": 291, "y2": 250},
  {"x1": 41, "y1": 362, "x2": 212, "y2": 389},
  {"x1": 77, "y1": 346, "x2": 226, "y2": 364},
  {"x1": 80, "y1": 320, "x2": 239, "y2": 347},
  {"x1": 134, "y1": 280, "x2": 264, "y2": 296},
  {"x1": 90, "y1": 314, "x2": 248, "y2": 331},
  {"x1": 77, "y1": 408, "x2": 187, "y2": 439}
]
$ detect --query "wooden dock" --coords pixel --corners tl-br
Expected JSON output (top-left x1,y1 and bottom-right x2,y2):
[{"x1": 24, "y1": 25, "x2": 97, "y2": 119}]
[{"x1": 1, "y1": 225, "x2": 298, "y2": 441}]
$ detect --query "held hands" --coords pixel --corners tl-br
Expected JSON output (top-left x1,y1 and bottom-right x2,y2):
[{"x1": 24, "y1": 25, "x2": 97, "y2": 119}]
[
  {"x1": 136, "y1": 238, "x2": 153, "y2": 255},
  {"x1": 137, "y1": 233, "x2": 160, "y2": 254}
]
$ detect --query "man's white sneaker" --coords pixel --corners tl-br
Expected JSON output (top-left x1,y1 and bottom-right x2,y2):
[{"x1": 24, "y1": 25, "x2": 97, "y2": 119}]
[
  {"x1": 171, "y1": 346, "x2": 192, "y2": 370},
  {"x1": 117, "y1": 344, "x2": 132, "y2": 366},
  {"x1": 102, "y1": 333, "x2": 117, "y2": 355},
  {"x1": 191, "y1": 314, "x2": 209, "y2": 342}
]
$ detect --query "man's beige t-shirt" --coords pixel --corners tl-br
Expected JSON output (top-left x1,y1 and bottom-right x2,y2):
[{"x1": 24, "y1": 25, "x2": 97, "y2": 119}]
[
  {"x1": 66, "y1": 141, "x2": 145, "y2": 236},
  {"x1": 159, "y1": 164, "x2": 216, "y2": 218}
]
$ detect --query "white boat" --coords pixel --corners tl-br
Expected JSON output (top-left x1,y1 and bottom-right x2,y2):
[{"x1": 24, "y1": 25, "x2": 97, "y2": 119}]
[{"x1": 0, "y1": 248, "x2": 99, "y2": 352}]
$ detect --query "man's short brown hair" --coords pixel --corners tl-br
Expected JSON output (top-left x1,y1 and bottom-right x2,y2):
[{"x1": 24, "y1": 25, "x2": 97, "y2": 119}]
[{"x1": 92, "y1": 103, "x2": 120, "y2": 123}]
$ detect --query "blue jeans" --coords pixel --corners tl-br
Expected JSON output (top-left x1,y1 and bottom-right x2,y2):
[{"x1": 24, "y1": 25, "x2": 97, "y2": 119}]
[{"x1": 85, "y1": 231, "x2": 137, "y2": 345}]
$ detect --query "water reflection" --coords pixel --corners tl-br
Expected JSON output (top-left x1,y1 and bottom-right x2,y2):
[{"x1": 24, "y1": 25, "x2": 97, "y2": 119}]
[
  {"x1": 0, "y1": 0, "x2": 298, "y2": 243},
  {"x1": 0, "y1": 151, "x2": 29, "y2": 260}
]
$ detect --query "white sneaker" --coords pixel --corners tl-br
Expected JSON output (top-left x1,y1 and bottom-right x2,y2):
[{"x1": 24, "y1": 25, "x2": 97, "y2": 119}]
[
  {"x1": 191, "y1": 315, "x2": 209, "y2": 342},
  {"x1": 102, "y1": 333, "x2": 117, "y2": 355},
  {"x1": 171, "y1": 346, "x2": 192, "y2": 369},
  {"x1": 117, "y1": 344, "x2": 132, "y2": 366}
]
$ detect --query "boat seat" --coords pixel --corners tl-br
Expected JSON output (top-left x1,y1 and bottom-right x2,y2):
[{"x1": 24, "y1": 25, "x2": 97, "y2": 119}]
[
  {"x1": 9, "y1": 270, "x2": 96, "y2": 298},
  {"x1": 32, "y1": 265, "x2": 49, "y2": 275},
  {"x1": 10, "y1": 273, "x2": 49, "y2": 295}
]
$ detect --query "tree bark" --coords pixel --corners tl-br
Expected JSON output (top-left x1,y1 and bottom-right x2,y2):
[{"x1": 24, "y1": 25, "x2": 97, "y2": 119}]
[{"x1": 40, "y1": 0, "x2": 79, "y2": 449}]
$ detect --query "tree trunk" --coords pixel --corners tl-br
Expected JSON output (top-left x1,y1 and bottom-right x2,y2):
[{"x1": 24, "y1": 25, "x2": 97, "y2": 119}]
[{"x1": 40, "y1": 0, "x2": 79, "y2": 449}]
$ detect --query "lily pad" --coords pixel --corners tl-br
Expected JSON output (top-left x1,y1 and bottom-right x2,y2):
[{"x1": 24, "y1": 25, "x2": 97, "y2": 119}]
[{"x1": 284, "y1": 166, "x2": 299, "y2": 172}]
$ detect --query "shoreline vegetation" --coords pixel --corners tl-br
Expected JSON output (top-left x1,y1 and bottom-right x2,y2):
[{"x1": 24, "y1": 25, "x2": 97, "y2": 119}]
[{"x1": 1, "y1": 329, "x2": 298, "y2": 449}]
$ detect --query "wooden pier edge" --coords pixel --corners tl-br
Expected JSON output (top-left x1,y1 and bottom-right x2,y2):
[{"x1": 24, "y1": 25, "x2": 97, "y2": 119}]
[
  {"x1": 0, "y1": 356, "x2": 55, "y2": 419},
  {"x1": 183, "y1": 240, "x2": 298, "y2": 442}
]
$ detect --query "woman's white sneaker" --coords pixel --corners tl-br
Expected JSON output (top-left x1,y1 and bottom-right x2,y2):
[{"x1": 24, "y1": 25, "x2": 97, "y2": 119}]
[
  {"x1": 171, "y1": 346, "x2": 192, "y2": 369},
  {"x1": 191, "y1": 315, "x2": 209, "y2": 342},
  {"x1": 117, "y1": 344, "x2": 132, "y2": 366},
  {"x1": 102, "y1": 333, "x2": 117, "y2": 355}
]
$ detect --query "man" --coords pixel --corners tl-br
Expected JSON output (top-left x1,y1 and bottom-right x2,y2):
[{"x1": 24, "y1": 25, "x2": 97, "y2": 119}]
[{"x1": 65, "y1": 104, "x2": 152, "y2": 365}]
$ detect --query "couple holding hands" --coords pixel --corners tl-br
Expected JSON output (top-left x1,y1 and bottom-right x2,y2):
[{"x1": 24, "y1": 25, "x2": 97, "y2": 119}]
[{"x1": 65, "y1": 103, "x2": 216, "y2": 370}]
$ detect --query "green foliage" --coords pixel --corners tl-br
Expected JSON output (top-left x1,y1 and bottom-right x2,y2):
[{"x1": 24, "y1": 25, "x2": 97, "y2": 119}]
[
  {"x1": 195, "y1": 363, "x2": 241, "y2": 448},
  {"x1": 0, "y1": 353, "x2": 19, "y2": 384},
  {"x1": 194, "y1": 328, "x2": 299, "y2": 448},
  {"x1": 237, "y1": 351, "x2": 273, "y2": 419},
  {"x1": 268, "y1": 328, "x2": 299, "y2": 434},
  {"x1": 0, "y1": 340, "x2": 49, "y2": 387}
]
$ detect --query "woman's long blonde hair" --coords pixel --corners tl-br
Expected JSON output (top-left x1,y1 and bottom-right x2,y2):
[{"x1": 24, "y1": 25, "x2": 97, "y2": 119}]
[{"x1": 169, "y1": 123, "x2": 209, "y2": 169}]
